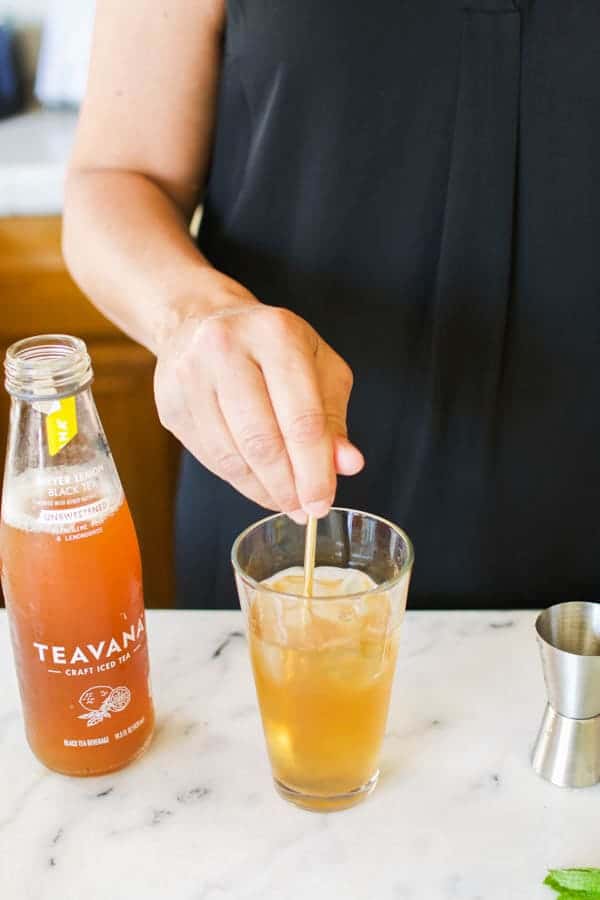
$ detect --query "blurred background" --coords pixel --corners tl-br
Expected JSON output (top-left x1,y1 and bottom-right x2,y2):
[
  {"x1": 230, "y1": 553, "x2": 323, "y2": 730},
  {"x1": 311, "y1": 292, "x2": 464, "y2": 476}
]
[{"x1": 0, "y1": 1, "x2": 180, "y2": 608}]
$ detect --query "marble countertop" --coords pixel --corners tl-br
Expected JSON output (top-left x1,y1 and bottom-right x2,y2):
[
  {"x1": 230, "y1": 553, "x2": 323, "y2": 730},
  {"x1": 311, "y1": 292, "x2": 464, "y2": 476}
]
[
  {"x1": 1, "y1": 608, "x2": 597, "y2": 900},
  {"x1": 0, "y1": 109, "x2": 78, "y2": 216}
]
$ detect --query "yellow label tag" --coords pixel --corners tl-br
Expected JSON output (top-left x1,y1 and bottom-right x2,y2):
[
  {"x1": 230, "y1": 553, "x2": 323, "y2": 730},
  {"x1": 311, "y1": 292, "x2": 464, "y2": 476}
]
[{"x1": 46, "y1": 397, "x2": 78, "y2": 456}]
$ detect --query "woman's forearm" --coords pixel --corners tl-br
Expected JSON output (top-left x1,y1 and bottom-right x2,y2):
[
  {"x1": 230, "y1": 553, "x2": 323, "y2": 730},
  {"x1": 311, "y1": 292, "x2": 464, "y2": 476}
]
[{"x1": 62, "y1": 168, "x2": 257, "y2": 354}]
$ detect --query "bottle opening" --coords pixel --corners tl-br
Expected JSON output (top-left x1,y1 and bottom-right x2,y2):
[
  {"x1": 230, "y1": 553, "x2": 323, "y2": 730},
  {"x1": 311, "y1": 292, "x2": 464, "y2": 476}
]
[{"x1": 4, "y1": 334, "x2": 93, "y2": 400}]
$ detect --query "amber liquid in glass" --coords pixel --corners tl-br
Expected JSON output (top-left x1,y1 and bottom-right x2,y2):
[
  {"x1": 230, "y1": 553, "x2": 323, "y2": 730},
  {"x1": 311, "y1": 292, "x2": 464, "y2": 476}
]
[{"x1": 248, "y1": 567, "x2": 399, "y2": 810}]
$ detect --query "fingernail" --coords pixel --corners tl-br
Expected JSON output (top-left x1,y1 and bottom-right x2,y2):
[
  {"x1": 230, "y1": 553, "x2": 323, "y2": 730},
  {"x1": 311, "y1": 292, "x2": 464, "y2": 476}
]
[
  {"x1": 304, "y1": 500, "x2": 330, "y2": 518},
  {"x1": 288, "y1": 510, "x2": 308, "y2": 525}
]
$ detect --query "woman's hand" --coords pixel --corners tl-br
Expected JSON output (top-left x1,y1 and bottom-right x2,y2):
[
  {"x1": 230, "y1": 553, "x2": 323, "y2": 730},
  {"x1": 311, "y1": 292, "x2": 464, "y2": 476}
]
[
  {"x1": 63, "y1": 0, "x2": 364, "y2": 520},
  {"x1": 154, "y1": 290, "x2": 364, "y2": 523}
]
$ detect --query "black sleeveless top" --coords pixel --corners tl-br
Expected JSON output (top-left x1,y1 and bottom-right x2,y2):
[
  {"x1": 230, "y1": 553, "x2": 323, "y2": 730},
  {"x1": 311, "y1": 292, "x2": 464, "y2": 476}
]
[{"x1": 176, "y1": 0, "x2": 600, "y2": 609}]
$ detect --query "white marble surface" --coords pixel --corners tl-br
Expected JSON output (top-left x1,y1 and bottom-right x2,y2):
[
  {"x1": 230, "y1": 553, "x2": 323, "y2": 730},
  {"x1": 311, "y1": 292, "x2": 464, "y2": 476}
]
[
  {"x1": 0, "y1": 109, "x2": 78, "y2": 216},
  {"x1": 0, "y1": 609, "x2": 597, "y2": 900}
]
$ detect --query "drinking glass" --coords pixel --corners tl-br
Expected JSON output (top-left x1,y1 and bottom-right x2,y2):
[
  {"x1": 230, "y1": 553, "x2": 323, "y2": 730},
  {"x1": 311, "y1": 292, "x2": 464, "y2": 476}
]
[{"x1": 232, "y1": 508, "x2": 414, "y2": 812}]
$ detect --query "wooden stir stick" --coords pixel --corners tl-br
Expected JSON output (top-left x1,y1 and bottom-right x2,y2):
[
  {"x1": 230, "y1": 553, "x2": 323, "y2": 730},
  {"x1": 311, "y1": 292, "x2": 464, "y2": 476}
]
[{"x1": 303, "y1": 514, "x2": 318, "y2": 600}]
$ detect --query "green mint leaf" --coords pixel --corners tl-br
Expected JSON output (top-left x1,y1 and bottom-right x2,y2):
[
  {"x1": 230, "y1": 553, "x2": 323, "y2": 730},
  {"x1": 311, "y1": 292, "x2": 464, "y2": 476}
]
[
  {"x1": 553, "y1": 895, "x2": 600, "y2": 900},
  {"x1": 544, "y1": 873, "x2": 567, "y2": 892},
  {"x1": 545, "y1": 869, "x2": 600, "y2": 896},
  {"x1": 544, "y1": 884, "x2": 600, "y2": 899}
]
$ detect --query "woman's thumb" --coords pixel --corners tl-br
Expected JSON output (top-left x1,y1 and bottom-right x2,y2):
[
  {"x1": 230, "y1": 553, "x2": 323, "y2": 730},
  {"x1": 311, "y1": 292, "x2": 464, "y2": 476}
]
[{"x1": 333, "y1": 434, "x2": 364, "y2": 476}]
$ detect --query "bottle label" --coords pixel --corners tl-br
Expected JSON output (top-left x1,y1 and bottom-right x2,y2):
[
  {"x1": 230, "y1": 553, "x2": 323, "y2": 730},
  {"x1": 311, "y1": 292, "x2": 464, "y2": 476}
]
[
  {"x1": 29, "y1": 615, "x2": 151, "y2": 750},
  {"x1": 77, "y1": 684, "x2": 132, "y2": 726},
  {"x1": 39, "y1": 497, "x2": 111, "y2": 527},
  {"x1": 46, "y1": 397, "x2": 78, "y2": 457},
  {"x1": 32, "y1": 614, "x2": 146, "y2": 675}
]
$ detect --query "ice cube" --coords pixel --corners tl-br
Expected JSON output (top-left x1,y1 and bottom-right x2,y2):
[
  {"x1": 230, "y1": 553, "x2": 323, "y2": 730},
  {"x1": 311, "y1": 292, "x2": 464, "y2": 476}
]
[
  {"x1": 256, "y1": 640, "x2": 285, "y2": 682},
  {"x1": 266, "y1": 721, "x2": 294, "y2": 766},
  {"x1": 262, "y1": 565, "x2": 378, "y2": 599}
]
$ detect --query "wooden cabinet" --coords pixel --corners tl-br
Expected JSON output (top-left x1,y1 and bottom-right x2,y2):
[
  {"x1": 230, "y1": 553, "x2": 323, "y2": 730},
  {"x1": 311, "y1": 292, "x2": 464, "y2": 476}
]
[{"x1": 0, "y1": 216, "x2": 180, "y2": 608}]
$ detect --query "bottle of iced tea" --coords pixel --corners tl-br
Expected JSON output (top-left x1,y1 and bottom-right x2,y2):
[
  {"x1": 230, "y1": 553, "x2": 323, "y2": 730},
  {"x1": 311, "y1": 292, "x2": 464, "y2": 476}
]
[{"x1": 0, "y1": 334, "x2": 154, "y2": 776}]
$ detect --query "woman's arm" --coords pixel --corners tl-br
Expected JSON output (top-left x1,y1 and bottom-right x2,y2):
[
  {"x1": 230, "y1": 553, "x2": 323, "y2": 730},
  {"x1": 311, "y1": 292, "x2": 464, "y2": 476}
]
[
  {"x1": 63, "y1": 0, "x2": 233, "y2": 350},
  {"x1": 64, "y1": 0, "x2": 363, "y2": 520}
]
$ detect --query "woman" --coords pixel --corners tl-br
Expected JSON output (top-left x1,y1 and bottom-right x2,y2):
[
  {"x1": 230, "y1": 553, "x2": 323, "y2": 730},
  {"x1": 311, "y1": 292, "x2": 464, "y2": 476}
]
[{"x1": 64, "y1": 1, "x2": 600, "y2": 610}]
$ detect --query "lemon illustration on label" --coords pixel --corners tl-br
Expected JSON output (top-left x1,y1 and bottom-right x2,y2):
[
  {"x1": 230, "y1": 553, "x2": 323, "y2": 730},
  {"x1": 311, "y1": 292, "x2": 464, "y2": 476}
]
[
  {"x1": 78, "y1": 685, "x2": 132, "y2": 728},
  {"x1": 46, "y1": 397, "x2": 78, "y2": 456}
]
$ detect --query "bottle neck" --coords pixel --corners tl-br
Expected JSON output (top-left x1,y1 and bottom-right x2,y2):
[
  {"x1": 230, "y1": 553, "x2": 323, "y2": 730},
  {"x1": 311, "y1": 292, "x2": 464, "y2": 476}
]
[
  {"x1": 2, "y1": 335, "x2": 118, "y2": 502},
  {"x1": 4, "y1": 334, "x2": 93, "y2": 401},
  {"x1": 2, "y1": 370, "x2": 122, "y2": 534}
]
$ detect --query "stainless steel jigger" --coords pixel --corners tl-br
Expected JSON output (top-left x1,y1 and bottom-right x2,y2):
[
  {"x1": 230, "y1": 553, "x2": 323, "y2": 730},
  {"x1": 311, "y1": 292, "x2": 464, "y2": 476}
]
[{"x1": 532, "y1": 601, "x2": 600, "y2": 788}]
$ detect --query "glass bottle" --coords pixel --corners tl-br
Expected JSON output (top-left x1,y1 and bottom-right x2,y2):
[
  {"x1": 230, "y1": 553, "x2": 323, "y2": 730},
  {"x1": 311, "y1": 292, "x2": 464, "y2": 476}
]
[{"x1": 0, "y1": 335, "x2": 154, "y2": 775}]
